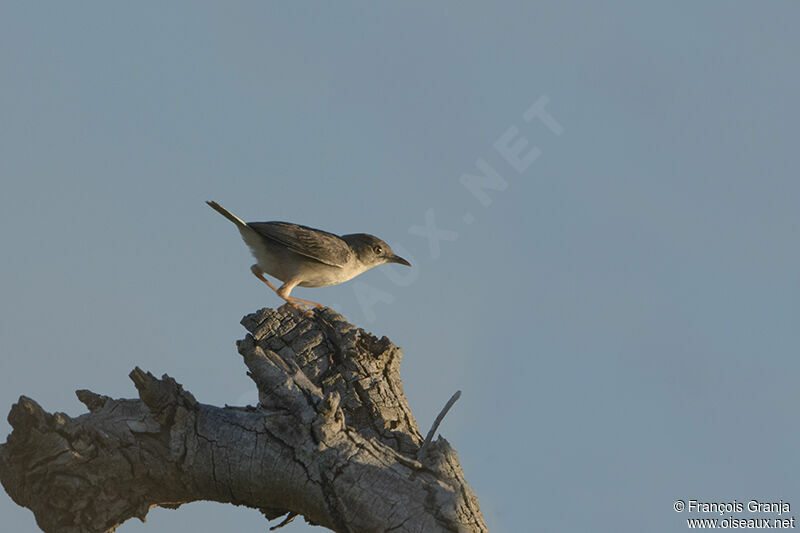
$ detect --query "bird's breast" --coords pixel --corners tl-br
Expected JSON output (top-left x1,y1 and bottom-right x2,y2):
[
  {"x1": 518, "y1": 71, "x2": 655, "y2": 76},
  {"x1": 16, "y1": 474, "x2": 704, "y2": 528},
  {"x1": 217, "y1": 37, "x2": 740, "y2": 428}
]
[{"x1": 296, "y1": 264, "x2": 363, "y2": 287}]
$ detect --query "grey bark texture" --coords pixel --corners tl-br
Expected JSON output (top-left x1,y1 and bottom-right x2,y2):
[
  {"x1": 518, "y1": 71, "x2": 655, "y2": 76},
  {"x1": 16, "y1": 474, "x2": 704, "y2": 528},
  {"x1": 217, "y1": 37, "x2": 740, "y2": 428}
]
[{"x1": 0, "y1": 306, "x2": 487, "y2": 533}]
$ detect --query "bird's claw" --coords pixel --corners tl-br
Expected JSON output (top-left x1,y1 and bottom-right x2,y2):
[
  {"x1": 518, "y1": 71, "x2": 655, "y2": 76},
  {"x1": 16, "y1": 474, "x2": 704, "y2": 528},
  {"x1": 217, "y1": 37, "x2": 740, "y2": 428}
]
[{"x1": 281, "y1": 300, "x2": 316, "y2": 318}]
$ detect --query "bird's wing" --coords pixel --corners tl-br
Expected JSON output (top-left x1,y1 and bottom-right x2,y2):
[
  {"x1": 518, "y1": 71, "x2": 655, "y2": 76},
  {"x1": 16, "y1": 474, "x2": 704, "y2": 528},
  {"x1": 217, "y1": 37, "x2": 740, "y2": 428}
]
[{"x1": 247, "y1": 222, "x2": 352, "y2": 268}]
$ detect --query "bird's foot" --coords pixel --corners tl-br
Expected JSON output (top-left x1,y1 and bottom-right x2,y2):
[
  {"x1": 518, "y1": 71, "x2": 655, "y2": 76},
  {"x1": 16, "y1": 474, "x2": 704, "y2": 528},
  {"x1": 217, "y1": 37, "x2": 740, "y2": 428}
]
[
  {"x1": 280, "y1": 299, "x2": 317, "y2": 318},
  {"x1": 289, "y1": 296, "x2": 326, "y2": 309}
]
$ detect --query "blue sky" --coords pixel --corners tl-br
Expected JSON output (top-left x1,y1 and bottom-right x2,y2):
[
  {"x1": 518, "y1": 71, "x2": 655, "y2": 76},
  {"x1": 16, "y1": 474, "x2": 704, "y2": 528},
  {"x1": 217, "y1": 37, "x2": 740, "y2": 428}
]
[{"x1": 2, "y1": 3, "x2": 799, "y2": 532}]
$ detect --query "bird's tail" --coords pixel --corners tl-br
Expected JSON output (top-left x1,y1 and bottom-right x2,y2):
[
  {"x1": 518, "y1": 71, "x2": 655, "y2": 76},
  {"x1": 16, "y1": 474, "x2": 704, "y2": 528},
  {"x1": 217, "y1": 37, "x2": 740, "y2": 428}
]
[{"x1": 206, "y1": 201, "x2": 248, "y2": 229}]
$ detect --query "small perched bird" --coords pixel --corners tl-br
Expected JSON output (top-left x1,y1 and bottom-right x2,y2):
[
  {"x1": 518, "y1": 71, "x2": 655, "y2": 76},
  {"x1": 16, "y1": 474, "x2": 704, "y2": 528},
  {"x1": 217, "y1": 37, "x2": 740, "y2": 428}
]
[{"x1": 207, "y1": 201, "x2": 410, "y2": 311}]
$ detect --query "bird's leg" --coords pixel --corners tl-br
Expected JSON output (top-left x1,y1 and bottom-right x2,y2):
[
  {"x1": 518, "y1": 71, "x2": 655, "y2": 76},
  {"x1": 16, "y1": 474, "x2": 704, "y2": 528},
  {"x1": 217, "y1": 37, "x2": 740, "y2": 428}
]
[
  {"x1": 250, "y1": 264, "x2": 279, "y2": 292},
  {"x1": 252, "y1": 265, "x2": 308, "y2": 313},
  {"x1": 276, "y1": 280, "x2": 318, "y2": 316},
  {"x1": 252, "y1": 266, "x2": 324, "y2": 315}
]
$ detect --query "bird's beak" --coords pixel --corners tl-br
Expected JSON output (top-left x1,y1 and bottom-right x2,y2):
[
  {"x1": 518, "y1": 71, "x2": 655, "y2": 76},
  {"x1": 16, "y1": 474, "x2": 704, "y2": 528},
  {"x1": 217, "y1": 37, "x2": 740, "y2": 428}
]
[{"x1": 390, "y1": 255, "x2": 411, "y2": 267}]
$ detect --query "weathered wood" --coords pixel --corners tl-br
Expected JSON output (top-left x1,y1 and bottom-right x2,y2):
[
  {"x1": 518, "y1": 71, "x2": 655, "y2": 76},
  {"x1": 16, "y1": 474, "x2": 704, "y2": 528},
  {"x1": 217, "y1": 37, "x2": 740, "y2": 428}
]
[{"x1": 0, "y1": 306, "x2": 487, "y2": 532}]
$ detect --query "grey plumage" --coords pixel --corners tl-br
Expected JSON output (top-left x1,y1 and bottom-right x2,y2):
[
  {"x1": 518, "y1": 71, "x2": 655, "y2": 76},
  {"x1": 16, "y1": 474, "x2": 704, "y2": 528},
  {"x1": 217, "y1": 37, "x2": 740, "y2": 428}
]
[
  {"x1": 206, "y1": 200, "x2": 410, "y2": 311},
  {"x1": 247, "y1": 222, "x2": 353, "y2": 268}
]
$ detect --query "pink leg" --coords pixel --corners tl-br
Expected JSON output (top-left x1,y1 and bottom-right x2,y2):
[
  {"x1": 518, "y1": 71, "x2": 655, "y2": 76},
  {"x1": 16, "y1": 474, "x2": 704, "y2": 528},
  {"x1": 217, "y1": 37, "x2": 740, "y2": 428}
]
[
  {"x1": 251, "y1": 265, "x2": 325, "y2": 315},
  {"x1": 278, "y1": 280, "x2": 327, "y2": 316},
  {"x1": 250, "y1": 264, "x2": 279, "y2": 291}
]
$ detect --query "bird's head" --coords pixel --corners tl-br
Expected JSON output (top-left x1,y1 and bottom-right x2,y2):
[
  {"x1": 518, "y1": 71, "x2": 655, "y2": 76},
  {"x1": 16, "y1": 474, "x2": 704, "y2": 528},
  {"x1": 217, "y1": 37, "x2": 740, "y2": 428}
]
[{"x1": 341, "y1": 233, "x2": 411, "y2": 270}]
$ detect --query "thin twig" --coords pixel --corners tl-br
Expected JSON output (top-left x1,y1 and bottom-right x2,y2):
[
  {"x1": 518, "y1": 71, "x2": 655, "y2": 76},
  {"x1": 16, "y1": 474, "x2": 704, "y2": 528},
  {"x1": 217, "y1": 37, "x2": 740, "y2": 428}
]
[{"x1": 417, "y1": 390, "x2": 462, "y2": 460}]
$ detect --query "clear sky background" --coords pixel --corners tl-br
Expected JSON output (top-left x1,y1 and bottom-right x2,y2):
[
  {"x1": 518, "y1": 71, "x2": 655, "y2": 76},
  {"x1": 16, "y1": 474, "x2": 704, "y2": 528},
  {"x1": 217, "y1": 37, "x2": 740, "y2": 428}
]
[{"x1": 2, "y1": 3, "x2": 799, "y2": 532}]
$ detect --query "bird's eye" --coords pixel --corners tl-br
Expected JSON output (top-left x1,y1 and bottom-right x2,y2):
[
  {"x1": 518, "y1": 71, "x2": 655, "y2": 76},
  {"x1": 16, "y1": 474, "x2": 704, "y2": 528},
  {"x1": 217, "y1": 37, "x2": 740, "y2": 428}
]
[{"x1": 373, "y1": 245, "x2": 383, "y2": 255}]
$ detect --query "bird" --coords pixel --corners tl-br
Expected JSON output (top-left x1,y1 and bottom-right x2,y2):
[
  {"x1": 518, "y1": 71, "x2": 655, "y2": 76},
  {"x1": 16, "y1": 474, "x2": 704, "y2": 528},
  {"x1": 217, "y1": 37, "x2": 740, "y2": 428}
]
[{"x1": 207, "y1": 201, "x2": 411, "y2": 312}]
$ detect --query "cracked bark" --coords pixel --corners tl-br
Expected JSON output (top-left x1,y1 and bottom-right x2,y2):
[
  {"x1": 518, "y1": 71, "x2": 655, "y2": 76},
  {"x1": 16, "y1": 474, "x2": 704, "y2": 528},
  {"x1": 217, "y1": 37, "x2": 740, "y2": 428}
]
[{"x1": 0, "y1": 306, "x2": 487, "y2": 533}]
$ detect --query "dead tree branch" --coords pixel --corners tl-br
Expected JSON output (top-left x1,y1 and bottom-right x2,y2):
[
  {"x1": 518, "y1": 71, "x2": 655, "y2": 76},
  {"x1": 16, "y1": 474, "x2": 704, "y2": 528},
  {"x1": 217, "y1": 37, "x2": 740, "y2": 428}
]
[{"x1": 0, "y1": 306, "x2": 486, "y2": 532}]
